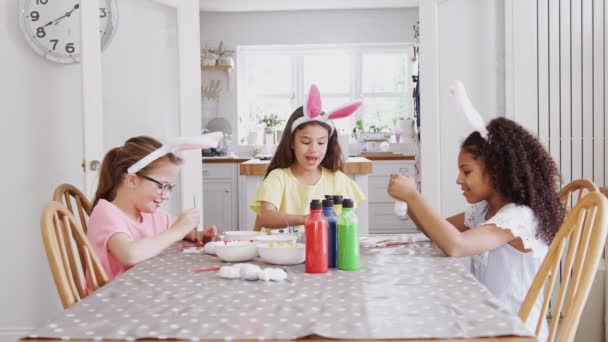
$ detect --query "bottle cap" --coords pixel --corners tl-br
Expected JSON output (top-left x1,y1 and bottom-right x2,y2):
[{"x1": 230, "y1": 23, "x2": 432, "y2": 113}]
[
  {"x1": 322, "y1": 199, "x2": 334, "y2": 207},
  {"x1": 310, "y1": 199, "x2": 322, "y2": 210},
  {"x1": 324, "y1": 194, "x2": 333, "y2": 200},
  {"x1": 332, "y1": 195, "x2": 343, "y2": 205},
  {"x1": 342, "y1": 198, "x2": 354, "y2": 208}
]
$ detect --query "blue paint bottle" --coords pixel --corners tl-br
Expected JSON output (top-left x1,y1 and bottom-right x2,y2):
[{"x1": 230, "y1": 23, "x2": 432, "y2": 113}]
[{"x1": 322, "y1": 198, "x2": 338, "y2": 268}]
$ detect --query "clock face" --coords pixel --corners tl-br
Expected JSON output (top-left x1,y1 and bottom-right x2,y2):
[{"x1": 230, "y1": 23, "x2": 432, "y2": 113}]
[{"x1": 19, "y1": 0, "x2": 118, "y2": 64}]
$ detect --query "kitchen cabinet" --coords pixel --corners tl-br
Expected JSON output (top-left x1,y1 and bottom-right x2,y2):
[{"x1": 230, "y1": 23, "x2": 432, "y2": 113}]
[
  {"x1": 202, "y1": 163, "x2": 238, "y2": 232},
  {"x1": 368, "y1": 160, "x2": 418, "y2": 233}
]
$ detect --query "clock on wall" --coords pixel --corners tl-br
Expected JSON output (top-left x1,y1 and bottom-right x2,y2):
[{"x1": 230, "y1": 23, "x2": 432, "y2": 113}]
[{"x1": 18, "y1": 0, "x2": 118, "y2": 64}]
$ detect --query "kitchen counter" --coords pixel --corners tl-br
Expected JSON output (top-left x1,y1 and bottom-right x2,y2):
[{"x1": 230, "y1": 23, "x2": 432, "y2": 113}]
[
  {"x1": 355, "y1": 152, "x2": 415, "y2": 161},
  {"x1": 239, "y1": 156, "x2": 372, "y2": 176},
  {"x1": 203, "y1": 154, "x2": 413, "y2": 164},
  {"x1": 202, "y1": 156, "x2": 250, "y2": 163}
]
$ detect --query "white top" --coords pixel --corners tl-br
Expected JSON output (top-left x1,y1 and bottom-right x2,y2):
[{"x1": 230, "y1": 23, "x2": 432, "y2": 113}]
[{"x1": 465, "y1": 201, "x2": 548, "y2": 341}]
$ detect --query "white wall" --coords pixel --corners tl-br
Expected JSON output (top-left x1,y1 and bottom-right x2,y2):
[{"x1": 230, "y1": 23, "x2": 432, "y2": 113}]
[
  {"x1": 0, "y1": 1, "x2": 79, "y2": 340},
  {"x1": 199, "y1": 8, "x2": 419, "y2": 154},
  {"x1": 0, "y1": 1, "x2": 182, "y2": 341},
  {"x1": 420, "y1": 0, "x2": 505, "y2": 217}
]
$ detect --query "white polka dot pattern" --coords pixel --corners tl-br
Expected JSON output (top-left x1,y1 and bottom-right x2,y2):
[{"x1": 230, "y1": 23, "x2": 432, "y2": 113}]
[{"x1": 28, "y1": 239, "x2": 532, "y2": 340}]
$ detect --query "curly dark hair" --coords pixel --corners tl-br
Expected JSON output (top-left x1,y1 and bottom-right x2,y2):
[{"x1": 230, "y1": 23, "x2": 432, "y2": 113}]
[
  {"x1": 461, "y1": 117, "x2": 565, "y2": 244},
  {"x1": 265, "y1": 106, "x2": 344, "y2": 178}
]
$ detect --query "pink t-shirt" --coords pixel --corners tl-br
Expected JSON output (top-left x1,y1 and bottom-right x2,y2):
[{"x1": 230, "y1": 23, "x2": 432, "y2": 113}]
[{"x1": 87, "y1": 199, "x2": 172, "y2": 280}]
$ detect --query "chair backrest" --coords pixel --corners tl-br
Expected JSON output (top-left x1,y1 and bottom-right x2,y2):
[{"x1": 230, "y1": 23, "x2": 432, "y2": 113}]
[
  {"x1": 600, "y1": 187, "x2": 608, "y2": 199},
  {"x1": 41, "y1": 201, "x2": 109, "y2": 309},
  {"x1": 519, "y1": 192, "x2": 608, "y2": 342},
  {"x1": 53, "y1": 183, "x2": 92, "y2": 233},
  {"x1": 559, "y1": 179, "x2": 598, "y2": 211}
]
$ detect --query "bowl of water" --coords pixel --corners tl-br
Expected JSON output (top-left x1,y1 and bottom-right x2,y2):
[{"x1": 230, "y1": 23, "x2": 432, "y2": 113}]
[
  {"x1": 214, "y1": 240, "x2": 258, "y2": 262},
  {"x1": 258, "y1": 242, "x2": 305, "y2": 266},
  {"x1": 223, "y1": 231, "x2": 263, "y2": 241}
]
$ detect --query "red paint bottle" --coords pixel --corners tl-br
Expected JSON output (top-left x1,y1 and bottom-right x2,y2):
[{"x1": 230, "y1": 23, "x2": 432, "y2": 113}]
[{"x1": 305, "y1": 199, "x2": 328, "y2": 273}]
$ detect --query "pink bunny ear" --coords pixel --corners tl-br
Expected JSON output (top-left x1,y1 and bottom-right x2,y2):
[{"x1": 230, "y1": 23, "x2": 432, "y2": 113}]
[
  {"x1": 327, "y1": 101, "x2": 362, "y2": 120},
  {"x1": 304, "y1": 84, "x2": 323, "y2": 118}
]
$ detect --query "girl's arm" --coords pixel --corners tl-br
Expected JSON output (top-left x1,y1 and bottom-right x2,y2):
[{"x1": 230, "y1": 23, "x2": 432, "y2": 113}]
[
  {"x1": 446, "y1": 213, "x2": 469, "y2": 232},
  {"x1": 389, "y1": 174, "x2": 514, "y2": 257},
  {"x1": 107, "y1": 208, "x2": 199, "y2": 267},
  {"x1": 406, "y1": 210, "x2": 467, "y2": 237},
  {"x1": 257, "y1": 201, "x2": 306, "y2": 228}
]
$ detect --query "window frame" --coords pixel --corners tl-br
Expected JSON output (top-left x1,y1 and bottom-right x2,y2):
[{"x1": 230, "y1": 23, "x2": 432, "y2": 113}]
[{"x1": 236, "y1": 43, "x2": 414, "y2": 145}]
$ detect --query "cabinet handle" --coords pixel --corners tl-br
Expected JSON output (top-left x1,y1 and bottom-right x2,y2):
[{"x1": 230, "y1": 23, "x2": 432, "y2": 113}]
[
  {"x1": 203, "y1": 170, "x2": 209, "y2": 175},
  {"x1": 400, "y1": 215, "x2": 410, "y2": 221},
  {"x1": 224, "y1": 189, "x2": 231, "y2": 193},
  {"x1": 399, "y1": 167, "x2": 409, "y2": 173}
]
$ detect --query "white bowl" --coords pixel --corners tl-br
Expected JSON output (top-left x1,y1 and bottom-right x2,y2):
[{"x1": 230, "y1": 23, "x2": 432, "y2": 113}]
[
  {"x1": 258, "y1": 242, "x2": 305, "y2": 266},
  {"x1": 223, "y1": 231, "x2": 263, "y2": 241},
  {"x1": 214, "y1": 240, "x2": 258, "y2": 262},
  {"x1": 255, "y1": 234, "x2": 297, "y2": 245}
]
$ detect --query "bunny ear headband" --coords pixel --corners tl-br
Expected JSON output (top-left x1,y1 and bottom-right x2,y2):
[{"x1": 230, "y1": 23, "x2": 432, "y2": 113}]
[
  {"x1": 127, "y1": 132, "x2": 223, "y2": 174},
  {"x1": 290, "y1": 84, "x2": 362, "y2": 134},
  {"x1": 449, "y1": 80, "x2": 488, "y2": 139}
]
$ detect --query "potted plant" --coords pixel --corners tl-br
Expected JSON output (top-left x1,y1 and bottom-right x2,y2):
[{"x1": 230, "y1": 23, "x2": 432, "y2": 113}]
[
  {"x1": 258, "y1": 113, "x2": 285, "y2": 145},
  {"x1": 352, "y1": 119, "x2": 364, "y2": 142}
]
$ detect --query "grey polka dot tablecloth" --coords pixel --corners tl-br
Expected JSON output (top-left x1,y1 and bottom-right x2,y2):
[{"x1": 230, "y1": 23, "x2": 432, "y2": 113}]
[{"x1": 27, "y1": 235, "x2": 533, "y2": 341}]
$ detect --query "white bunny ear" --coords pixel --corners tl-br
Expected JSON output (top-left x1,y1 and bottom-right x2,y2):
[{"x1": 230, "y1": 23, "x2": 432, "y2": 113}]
[
  {"x1": 127, "y1": 133, "x2": 224, "y2": 174},
  {"x1": 168, "y1": 132, "x2": 223, "y2": 152},
  {"x1": 449, "y1": 81, "x2": 488, "y2": 138}
]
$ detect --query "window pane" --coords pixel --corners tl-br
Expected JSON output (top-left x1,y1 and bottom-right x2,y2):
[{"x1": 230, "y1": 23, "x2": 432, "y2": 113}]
[
  {"x1": 238, "y1": 97, "x2": 294, "y2": 145},
  {"x1": 247, "y1": 55, "x2": 292, "y2": 94},
  {"x1": 304, "y1": 53, "x2": 351, "y2": 93},
  {"x1": 362, "y1": 53, "x2": 408, "y2": 93},
  {"x1": 249, "y1": 97, "x2": 294, "y2": 128},
  {"x1": 361, "y1": 96, "x2": 406, "y2": 131}
]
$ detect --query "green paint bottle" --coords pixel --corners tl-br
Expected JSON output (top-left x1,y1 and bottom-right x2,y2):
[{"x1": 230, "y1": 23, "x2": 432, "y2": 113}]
[{"x1": 337, "y1": 198, "x2": 360, "y2": 270}]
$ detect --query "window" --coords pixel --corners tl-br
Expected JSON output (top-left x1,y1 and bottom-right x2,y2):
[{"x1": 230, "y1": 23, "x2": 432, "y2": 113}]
[{"x1": 237, "y1": 44, "x2": 414, "y2": 145}]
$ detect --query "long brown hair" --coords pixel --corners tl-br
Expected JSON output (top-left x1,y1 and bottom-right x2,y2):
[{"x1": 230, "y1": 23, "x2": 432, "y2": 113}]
[
  {"x1": 461, "y1": 117, "x2": 565, "y2": 244},
  {"x1": 92, "y1": 136, "x2": 183, "y2": 208},
  {"x1": 264, "y1": 106, "x2": 344, "y2": 178}
]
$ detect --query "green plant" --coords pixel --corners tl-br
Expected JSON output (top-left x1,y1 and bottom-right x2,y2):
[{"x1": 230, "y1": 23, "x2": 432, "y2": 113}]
[
  {"x1": 352, "y1": 119, "x2": 364, "y2": 134},
  {"x1": 257, "y1": 113, "x2": 284, "y2": 128}
]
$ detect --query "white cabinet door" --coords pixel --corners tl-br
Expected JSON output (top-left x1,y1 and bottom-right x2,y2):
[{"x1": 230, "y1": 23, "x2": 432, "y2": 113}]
[
  {"x1": 202, "y1": 163, "x2": 238, "y2": 232},
  {"x1": 368, "y1": 160, "x2": 418, "y2": 234},
  {"x1": 202, "y1": 181, "x2": 235, "y2": 233}
]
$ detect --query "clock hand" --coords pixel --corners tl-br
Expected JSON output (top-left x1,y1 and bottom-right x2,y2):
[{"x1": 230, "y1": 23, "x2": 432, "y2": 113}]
[{"x1": 42, "y1": 3, "x2": 79, "y2": 28}]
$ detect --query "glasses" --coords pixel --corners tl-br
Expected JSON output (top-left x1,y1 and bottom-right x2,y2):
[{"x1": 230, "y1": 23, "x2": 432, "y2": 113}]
[{"x1": 140, "y1": 174, "x2": 175, "y2": 196}]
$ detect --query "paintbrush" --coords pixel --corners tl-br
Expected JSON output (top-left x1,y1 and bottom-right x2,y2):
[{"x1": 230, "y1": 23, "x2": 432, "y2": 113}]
[{"x1": 193, "y1": 196, "x2": 203, "y2": 247}]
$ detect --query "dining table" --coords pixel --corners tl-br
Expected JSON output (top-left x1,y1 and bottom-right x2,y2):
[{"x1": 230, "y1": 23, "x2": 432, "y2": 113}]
[{"x1": 23, "y1": 234, "x2": 536, "y2": 342}]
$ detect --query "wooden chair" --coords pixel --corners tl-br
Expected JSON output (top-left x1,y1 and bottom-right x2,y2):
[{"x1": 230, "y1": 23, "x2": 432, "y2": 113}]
[
  {"x1": 519, "y1": 192, "x2": 608, "y2": 342},
  {"x1": 53, "y1": 183, "x2": 92, "y2": 233},
  {"x1": 41, "y1": 201, "x2": 108, "y2": 309},
  {"x1": 600, "y1": 186, "x2": 608, "y2": 198},
  {"x1": 558, "y1": 179, "x2": 598, "y2": 211}
]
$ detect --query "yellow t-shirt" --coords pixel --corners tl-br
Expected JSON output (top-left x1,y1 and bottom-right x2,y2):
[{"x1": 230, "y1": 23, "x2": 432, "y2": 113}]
[{"x1": 249, "y1": 167, "x2": 365, "y2": 215}]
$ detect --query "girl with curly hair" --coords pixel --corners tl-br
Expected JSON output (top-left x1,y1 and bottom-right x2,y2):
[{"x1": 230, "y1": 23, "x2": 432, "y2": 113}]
[
  {"x1": 250, "y1": 84, "x2": 365, "y2": 229},
  {"x1": 387, "y1": 83, "x2": 564, "y2": 341}
]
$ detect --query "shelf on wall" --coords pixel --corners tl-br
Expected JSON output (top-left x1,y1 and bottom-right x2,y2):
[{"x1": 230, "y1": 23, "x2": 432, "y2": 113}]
[{"x1": 201, "y1": 65, "x2": 233, "y2": 71}]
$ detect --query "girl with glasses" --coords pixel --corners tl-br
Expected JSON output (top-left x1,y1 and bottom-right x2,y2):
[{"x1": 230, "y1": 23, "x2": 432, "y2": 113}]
[{"x1": 88, "y1": 135, "x2": 219, "y2": 281}]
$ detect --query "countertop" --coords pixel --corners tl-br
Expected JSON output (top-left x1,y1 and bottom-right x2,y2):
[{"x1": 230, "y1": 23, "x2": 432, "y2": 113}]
[
  {"x1": 239, "y1": 156, "x2": 373, "y2": 176},
  {"x1": 203, "y1": 153, "x2": 414, "y2": 164}
]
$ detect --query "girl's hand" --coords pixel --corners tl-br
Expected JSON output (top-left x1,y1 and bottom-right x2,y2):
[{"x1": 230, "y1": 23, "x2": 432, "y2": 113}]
[
  {"x1": 172, "y1": 208, "x2": 200, "y2": 236},
  {"x1": 388, "y1": 173, "x2": 419, "y2": 202},
  {"x1": 198, "y1": 225, "x2": 220, "y2": 243}
]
